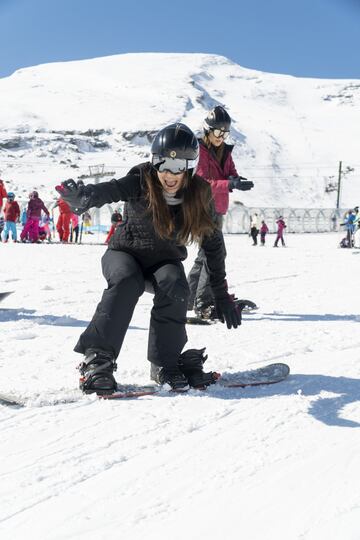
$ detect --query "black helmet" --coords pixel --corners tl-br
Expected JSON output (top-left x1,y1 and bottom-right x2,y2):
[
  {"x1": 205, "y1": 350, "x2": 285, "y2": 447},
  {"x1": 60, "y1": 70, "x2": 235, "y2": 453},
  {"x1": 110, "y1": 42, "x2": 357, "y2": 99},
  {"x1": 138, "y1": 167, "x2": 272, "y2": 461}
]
[
  {"x1": 203, "y1": 106, "x2": 231, "y2": 133},
  {"x1": 151, "y1": 123, "x2": 199, "y2": 175}
]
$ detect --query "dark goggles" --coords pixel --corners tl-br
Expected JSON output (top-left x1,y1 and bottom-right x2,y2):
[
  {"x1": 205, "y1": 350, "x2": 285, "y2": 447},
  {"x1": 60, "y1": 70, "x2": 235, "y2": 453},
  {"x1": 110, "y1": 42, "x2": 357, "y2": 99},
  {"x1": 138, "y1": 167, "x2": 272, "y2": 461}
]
[
  {"x1": 152, "y1": 155, "x2": 193, "y2": 175},
  {"x1": 211, "y1": 128, "x2": 230, "y2": 139}
]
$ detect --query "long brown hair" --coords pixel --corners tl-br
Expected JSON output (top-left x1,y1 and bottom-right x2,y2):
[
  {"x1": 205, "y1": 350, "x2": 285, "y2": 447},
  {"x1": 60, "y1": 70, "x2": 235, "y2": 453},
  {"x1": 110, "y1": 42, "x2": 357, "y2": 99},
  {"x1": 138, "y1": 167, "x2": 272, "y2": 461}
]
[
  {"x1": 203, "y1": 134, "x2": 225, "y2": 164},
  {"x1": 144, "y1": 167, "x2": 216, "y2": 245}
]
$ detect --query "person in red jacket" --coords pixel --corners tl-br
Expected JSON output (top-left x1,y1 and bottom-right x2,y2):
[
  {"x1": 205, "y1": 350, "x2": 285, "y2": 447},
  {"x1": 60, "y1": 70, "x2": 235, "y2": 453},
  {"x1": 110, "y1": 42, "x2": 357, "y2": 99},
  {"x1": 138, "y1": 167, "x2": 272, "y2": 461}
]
[
  {"x1": 54, "y1": 196, "x2": 72, "y2": 242},
  {"x1": 0, "y1": 179, "x2": 7, "y2": 215},
  {"x1": 105, "y1": 209, "x2": 123, "y2": 244},
  {"x1": 187, "y1": 106, "x2": 254, "y2": 318},
  {"x1": 1, "y1": 192, "x2": 20, "y2": 242}
]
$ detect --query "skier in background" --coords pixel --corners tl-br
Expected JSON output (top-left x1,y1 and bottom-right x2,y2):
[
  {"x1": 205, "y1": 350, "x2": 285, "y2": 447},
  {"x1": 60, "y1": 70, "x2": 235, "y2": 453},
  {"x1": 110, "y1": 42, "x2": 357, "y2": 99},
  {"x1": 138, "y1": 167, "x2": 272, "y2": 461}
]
[
  {"x1": 20, "y1": 191, "x2": 50, "y2": 243},
  {"x1": 54, "y1": 196, "x2": 72, "y2": 242},
  {"x1": 274, "y1": 216, "x2": 286, "y2": 247},
  {"x1": 20, "y1": 205, "x2": 27, "y2": 227},
  {"x1": 344, "y1": 209, "x2": 356, "y2": 248},
  {"x1": 56, "y1": 123, "x2": 241, "y2": 396},
  {"x1": 40, "y1": 213, "x2": 52, "y2": 243},
  {"x1": 353, "y1": 209, "x2": 360, "y2": 248},
  {"x1": 187, "y1": 105, "x2": 254, "y2": 318},
  {"x1": 105, "y1": 209, "x2": 123, "y2": 244},
  {"x1": 1, "y1": 192, "x2": 20, "y2": 242},
  {"x1": 70, "y1": 213, "x2": 80, "y2": 243},
  {"x1": 250, "y1": 213, "x2": 259, "y2": 245},
  {"x1": 260, "y1": 220, "x2": 269, "y2": 246},
  {"x1": 0, "y1": 179, "x2": 7, "y2": 216},
  {"x1": 82, "y1": 211, "x2": 92, "y2": 234}
]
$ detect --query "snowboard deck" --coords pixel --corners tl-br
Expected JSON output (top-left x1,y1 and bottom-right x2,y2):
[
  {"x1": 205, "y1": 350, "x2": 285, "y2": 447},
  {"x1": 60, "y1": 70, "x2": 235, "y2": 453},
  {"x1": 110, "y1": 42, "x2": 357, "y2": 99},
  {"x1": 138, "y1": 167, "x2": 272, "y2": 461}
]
[
  {"x1": 0, "y1": 363, "x2": 289, "y2": 407},
  {"x1": 187, "y1": 299, "x2": 258, "y2": 325},
  {"x1": 0, "y1": 291, "x2": 14, "y2": 303}
]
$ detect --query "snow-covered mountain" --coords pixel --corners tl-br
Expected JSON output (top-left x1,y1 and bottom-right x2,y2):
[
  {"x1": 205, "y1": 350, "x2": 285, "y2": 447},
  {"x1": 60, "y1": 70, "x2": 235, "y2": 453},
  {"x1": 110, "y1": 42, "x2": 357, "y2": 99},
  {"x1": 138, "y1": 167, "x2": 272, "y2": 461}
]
[{"x1": 0, "y1": 52, "x2": 359, "y2": 207}]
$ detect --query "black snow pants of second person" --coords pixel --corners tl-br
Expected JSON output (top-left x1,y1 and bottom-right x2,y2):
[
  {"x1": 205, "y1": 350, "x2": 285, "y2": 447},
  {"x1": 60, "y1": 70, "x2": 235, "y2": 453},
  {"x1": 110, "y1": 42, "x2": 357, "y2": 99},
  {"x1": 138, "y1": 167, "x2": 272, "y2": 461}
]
[
  {"x1": 74, "y1": 249, "x2": 189, "y2": 368},
  {"x1": 187, "y1": 213, "x2": 225, "y2": 310}
]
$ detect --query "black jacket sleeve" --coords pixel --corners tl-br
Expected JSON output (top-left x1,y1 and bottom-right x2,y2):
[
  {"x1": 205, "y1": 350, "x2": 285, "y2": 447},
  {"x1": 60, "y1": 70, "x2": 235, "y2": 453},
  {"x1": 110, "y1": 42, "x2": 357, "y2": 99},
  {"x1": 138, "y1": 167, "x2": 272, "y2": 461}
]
[
  {"x1": 201, "y1": 228, "x2": 227, "y2": 296},
  {"x1": 200, "y1": 199, "x2": 227, "y2": 296},
  {"x1": 88, "y1": 173, "x2": 142, "y2": 208}
]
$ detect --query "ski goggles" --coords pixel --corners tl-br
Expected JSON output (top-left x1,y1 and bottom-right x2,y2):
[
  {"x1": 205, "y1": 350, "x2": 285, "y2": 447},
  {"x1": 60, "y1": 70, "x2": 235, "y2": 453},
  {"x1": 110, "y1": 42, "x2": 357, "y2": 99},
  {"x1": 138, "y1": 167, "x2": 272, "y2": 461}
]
[
  {"x1": 211, "y1": 128, "x2": 230, "y2": 139},
  {"x1": 152, "y1": 155, "x2": 198, "y2": 175}
]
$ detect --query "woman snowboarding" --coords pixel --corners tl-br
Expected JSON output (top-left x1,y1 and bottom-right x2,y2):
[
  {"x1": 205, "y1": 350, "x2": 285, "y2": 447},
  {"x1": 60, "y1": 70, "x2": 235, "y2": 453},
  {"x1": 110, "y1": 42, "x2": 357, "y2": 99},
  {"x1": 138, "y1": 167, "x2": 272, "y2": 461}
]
[
  {"x1": 186, "y1": 106, "x2": 253, "y2": 317},
  {"x1": 56, "y1": 123, "x2": 241, "y2": 395}
]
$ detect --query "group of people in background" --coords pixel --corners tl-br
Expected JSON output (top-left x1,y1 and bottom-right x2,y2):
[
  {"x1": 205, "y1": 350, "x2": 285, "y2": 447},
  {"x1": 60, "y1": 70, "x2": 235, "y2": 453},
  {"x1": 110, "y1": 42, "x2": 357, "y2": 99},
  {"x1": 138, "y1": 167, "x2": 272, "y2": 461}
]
[
  {"x1": 0, "y1": 177, "x2": 125, "y2": 245},
  {"x1": 0, "y1": 180, "x2": 85, "y2": 244},
  {"x1": 249, "y1": 213, "x2": 286, "y2": 247}
]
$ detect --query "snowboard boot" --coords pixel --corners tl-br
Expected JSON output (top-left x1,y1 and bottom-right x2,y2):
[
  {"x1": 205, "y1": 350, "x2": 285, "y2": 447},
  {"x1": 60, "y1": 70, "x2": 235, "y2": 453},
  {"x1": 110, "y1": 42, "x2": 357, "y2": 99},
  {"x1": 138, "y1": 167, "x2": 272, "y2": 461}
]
[
  {"x1": 153, "y1": 365, "x2": 190, "y2": 392},
  {"x1": 194, "y1": 301, "x2": 218, "y2": 321},
  {"x1": 150, "y1": 362, "x2": 161, "y2": 383},
  {"x1": 78, "y1": 349, "x2": 118, "y2": 395},
  {"x1": 179, "y1": 348, "x2": 218, "y2": 388}
]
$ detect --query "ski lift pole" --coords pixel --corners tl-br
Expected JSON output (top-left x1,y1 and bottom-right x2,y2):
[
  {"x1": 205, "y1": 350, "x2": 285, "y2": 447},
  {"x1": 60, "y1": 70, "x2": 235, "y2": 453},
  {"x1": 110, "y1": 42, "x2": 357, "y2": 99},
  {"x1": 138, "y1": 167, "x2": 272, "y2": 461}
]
[
  {"x1": 78, "y1": 164, "x2": 115, "y2": 240},
  {"x1": 336, "y1": 161, "x2": 342, "y2": 209},
  {"x1": 79, "y1": 214, "x2": 84, "y2": 244}
]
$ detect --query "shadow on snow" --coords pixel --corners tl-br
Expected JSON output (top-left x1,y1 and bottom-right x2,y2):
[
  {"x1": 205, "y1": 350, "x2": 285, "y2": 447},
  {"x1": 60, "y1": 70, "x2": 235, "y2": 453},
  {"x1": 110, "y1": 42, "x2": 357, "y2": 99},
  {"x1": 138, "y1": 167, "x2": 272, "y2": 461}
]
[
  {"x1": 0, "y1": 308, "x2": 147, "y2": 330},
  {"x1": 254, "y1": 313, "x2": 360, "y2": 322},
  {"x1": 209, "y1": 372, "x2": 360, "y2": 428}
]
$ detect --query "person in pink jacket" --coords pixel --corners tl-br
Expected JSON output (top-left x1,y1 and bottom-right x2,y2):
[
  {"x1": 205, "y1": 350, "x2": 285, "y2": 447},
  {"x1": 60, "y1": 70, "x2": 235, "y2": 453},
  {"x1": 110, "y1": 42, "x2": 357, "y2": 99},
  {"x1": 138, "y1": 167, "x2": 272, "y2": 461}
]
[
  {"x1": 187, "y1": 106, "x2": 254, "y2": 318},
  {"x1": 20, "y1": 191, "x2": 49, "y2": 243},
  {"x1": 260, "y1": 220, "x2": 269, "y2": 246},
  {"x1": 274, "y1": 216, "x2": 286, "y2": 247}
]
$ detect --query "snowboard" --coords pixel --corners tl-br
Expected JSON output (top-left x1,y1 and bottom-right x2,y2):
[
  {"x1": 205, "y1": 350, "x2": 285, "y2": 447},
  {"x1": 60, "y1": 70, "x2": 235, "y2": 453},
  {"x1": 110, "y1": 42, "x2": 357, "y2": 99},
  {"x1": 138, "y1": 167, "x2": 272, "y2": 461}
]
[
  {"x1": 187, "y1": 299, "x2": 258, "y2": 325},
  {"x1": 0, "y1": 363, "x2": 290, "y2": 406},
  {"x1": 0, "y1": 291, "x2": 14, "y2": 303}
]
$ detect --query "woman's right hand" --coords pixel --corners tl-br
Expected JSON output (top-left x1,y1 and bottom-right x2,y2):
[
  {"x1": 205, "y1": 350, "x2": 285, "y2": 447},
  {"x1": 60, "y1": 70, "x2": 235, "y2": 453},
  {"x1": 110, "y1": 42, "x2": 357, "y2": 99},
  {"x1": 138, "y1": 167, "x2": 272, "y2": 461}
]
[{"x1": 55, "y1": 179, "x2": 94, "y2": 215}]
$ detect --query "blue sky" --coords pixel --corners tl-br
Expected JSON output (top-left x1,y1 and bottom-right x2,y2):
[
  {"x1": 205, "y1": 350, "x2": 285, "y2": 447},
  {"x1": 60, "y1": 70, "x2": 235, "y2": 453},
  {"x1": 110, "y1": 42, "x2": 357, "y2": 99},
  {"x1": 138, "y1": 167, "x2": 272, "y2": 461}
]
[{"x1": 0, "y1": 0, "x2": 359, "y2": 79}]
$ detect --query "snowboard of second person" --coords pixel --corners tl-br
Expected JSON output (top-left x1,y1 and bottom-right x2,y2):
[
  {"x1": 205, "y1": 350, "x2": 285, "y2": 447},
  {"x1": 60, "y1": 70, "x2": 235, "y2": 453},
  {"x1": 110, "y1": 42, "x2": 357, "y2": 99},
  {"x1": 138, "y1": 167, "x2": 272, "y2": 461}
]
[{"x1": 186, "y1": 299, "x2": 259, "y2": 325}]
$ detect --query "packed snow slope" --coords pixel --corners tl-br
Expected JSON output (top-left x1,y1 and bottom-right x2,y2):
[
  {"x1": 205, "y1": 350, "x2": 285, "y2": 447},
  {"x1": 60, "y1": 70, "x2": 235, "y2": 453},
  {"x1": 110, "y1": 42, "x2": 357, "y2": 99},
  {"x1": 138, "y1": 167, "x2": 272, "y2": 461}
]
[
  {"x1": 1, "y1": 233, "x2": 360, "y2": 539},
  {"x1": 0, "y1": 52, "x2": 359, "y2": 208}
]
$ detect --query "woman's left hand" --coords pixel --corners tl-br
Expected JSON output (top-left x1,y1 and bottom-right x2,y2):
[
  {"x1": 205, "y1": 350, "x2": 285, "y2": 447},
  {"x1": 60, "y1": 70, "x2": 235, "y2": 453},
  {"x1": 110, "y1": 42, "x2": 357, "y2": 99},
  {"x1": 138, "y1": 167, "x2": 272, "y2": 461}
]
[{"x1": 214, "y1": 293, "x2": 242, "y2": 329}]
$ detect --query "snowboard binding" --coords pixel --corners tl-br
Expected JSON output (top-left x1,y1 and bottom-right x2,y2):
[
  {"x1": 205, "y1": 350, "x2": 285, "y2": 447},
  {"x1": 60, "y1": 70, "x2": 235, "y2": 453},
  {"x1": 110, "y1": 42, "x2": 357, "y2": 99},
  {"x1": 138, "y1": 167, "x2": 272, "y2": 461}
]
[
  {"x1": 78, "y1": 349, "x2": 118, "y2": 395},
  {"x1": 178, "y1": 348, "x2": 218, "y2": 388}
]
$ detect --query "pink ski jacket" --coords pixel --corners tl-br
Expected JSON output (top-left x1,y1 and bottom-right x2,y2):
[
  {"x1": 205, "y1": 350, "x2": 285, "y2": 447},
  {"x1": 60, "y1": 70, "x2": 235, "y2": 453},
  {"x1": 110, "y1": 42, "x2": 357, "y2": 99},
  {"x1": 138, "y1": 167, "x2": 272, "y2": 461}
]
[{"x1": 196, "y1": 141, "x2": 238, "y2": 215}]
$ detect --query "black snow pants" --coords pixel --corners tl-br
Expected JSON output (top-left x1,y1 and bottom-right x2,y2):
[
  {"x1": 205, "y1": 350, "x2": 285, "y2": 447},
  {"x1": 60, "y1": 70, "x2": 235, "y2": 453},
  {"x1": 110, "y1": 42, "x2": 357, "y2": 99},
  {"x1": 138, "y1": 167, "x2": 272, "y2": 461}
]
[
  {"x1": 187, "y1": 213, "x2": 225, "y2": 310},
  {"x1": 74, "y1": 249, "x2": 189, "y2": 368}
]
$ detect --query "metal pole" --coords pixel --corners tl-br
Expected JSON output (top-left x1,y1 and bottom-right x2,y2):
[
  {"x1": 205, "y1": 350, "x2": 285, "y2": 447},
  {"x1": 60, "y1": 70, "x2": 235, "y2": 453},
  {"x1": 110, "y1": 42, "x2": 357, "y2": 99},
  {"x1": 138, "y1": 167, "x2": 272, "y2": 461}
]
[
  {"x1": 94, "y1": 175, "x2": 100, "y2": 233},
  {"x1": 336, "y1": 161, "x2": 342, "y2": 209}
]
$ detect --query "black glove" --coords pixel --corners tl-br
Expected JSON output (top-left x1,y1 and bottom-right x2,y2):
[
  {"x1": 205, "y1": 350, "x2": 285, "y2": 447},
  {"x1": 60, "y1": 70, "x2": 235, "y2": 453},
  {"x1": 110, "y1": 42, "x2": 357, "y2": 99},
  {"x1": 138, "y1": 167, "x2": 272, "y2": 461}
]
[
  {"x1": 214, "y1": 292, "x2": 242, "y2": 329},
  {"x1": 228, "y1": 176, "x2": 254, "y2": 191},
  {"x1": 55, "y1": 179, "x2": 94, "y2": 215}
]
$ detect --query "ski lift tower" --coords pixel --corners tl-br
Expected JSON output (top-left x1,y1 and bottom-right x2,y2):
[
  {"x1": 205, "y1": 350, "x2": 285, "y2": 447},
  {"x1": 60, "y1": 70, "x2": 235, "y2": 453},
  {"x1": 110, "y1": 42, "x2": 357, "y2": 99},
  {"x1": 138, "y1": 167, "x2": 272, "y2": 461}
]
[{"x1": 80, "y1": 164, "x2": 115, "y2": 231}]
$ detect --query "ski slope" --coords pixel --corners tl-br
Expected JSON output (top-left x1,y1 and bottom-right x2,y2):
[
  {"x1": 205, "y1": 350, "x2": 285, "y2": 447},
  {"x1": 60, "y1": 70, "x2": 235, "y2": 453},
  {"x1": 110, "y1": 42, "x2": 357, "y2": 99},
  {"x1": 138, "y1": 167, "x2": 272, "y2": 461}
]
[{"x1": 1, "y1": 233, "x2": 360, "y2": 540}]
